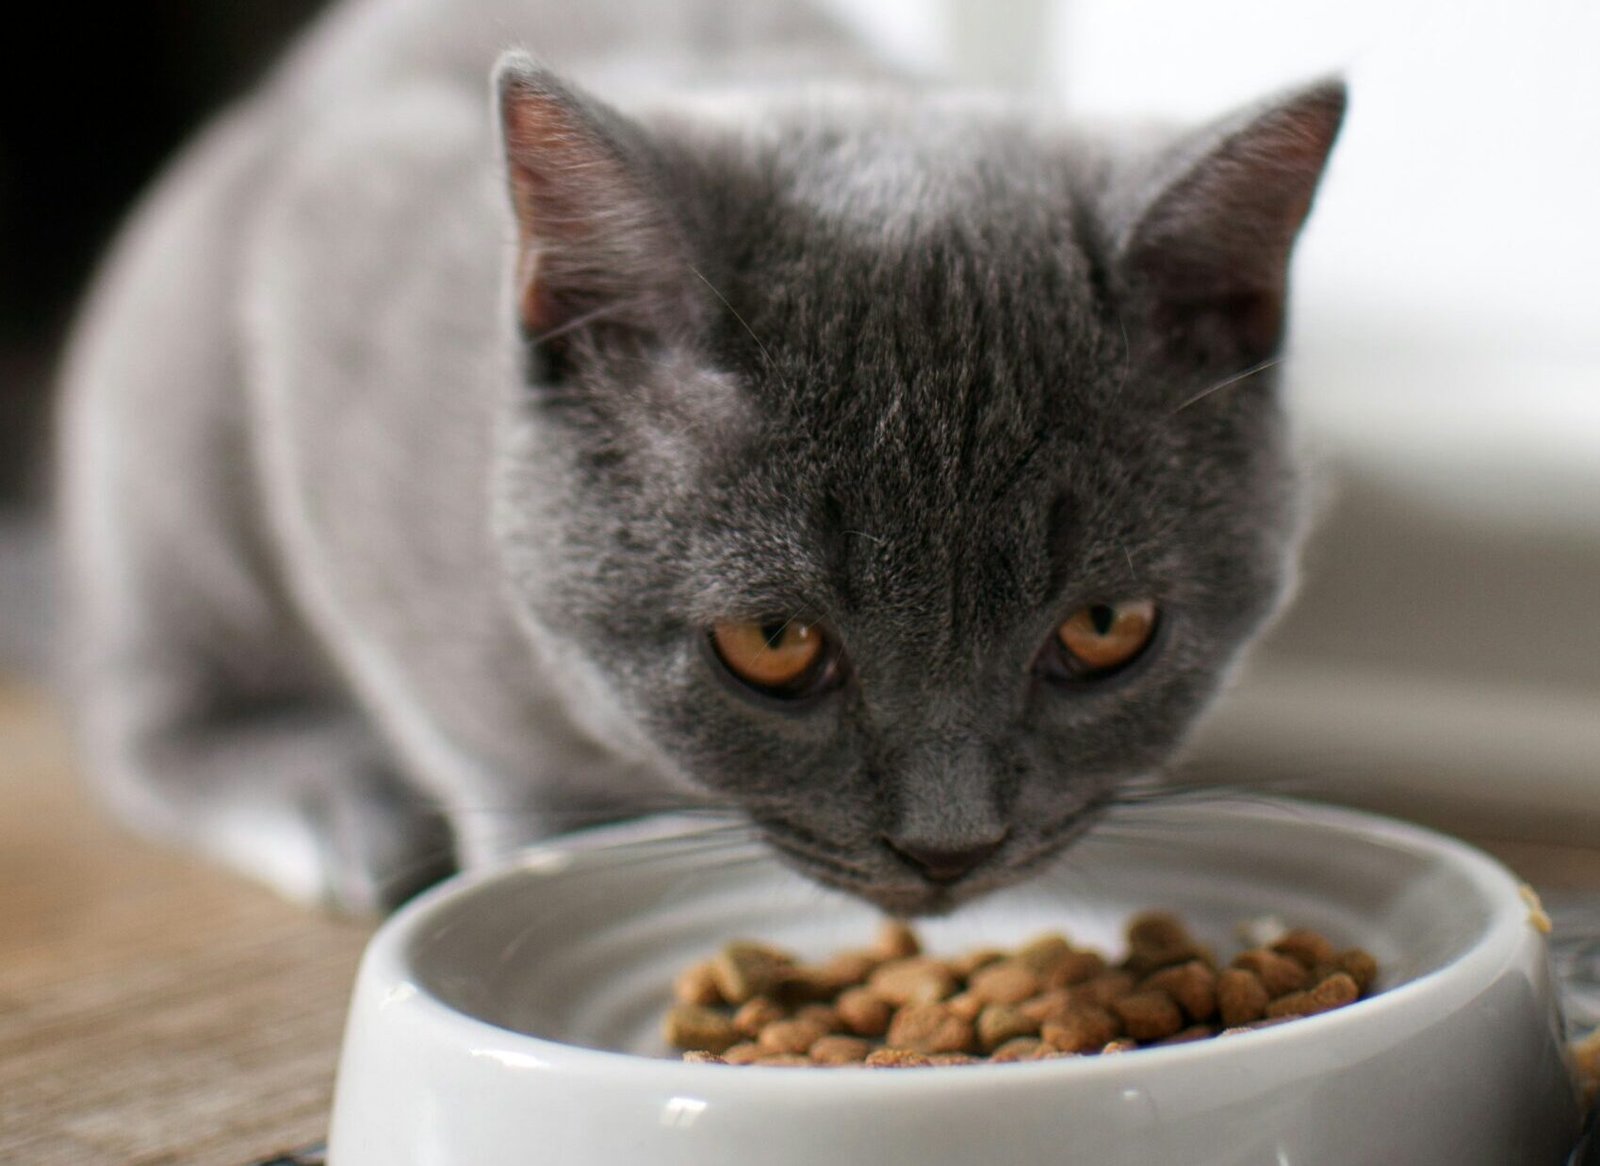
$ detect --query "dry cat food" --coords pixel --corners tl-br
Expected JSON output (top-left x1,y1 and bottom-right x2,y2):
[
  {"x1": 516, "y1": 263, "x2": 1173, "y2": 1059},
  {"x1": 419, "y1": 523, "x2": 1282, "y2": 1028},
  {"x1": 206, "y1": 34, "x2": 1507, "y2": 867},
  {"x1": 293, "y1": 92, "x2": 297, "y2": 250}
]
[{"x1": 665, "y1": 914, "x2": 1378, "y2": 1067}]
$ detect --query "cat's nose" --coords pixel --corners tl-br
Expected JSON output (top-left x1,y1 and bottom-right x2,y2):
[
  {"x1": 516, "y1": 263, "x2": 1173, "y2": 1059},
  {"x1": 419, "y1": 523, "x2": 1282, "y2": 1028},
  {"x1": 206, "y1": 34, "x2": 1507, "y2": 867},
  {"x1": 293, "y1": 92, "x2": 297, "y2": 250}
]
[{"x1": 882, "y1": 831, "x2": 1009, "y2": 884}]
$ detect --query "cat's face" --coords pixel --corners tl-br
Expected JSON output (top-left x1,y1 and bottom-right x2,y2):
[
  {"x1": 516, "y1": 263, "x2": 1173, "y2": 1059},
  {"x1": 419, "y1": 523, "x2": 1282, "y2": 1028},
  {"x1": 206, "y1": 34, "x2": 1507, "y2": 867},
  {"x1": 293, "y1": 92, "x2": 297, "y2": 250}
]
[{"x1": 492, "y1": 64, "x2": 1344, "y2": 913}]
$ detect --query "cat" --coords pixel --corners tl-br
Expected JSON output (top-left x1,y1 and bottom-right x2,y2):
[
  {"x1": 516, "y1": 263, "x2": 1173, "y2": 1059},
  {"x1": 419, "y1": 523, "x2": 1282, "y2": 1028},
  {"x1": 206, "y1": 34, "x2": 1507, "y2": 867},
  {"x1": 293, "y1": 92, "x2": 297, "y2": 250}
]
[{"x1": 57, "y1": 0, "x2": 1344, "y2": 916}]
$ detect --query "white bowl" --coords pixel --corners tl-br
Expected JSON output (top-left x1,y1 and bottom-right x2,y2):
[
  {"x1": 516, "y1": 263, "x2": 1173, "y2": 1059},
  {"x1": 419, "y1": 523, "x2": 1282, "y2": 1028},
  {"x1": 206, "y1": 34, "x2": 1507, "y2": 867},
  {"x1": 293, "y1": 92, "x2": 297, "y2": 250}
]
[{"x1": 327, "y1": 800, "x2": 1580, "y2": 1165}]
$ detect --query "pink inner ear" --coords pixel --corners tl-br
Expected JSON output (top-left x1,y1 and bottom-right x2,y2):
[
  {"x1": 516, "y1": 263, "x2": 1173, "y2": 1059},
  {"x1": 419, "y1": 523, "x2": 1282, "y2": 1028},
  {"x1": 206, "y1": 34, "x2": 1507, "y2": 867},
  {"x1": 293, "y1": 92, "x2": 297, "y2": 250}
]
[
  {"x1": 498, "y1": 78, "x2": 682, "y2": 343},
  {"x1": 503, "y1": 91, "x2": 605, "y2": 336}
]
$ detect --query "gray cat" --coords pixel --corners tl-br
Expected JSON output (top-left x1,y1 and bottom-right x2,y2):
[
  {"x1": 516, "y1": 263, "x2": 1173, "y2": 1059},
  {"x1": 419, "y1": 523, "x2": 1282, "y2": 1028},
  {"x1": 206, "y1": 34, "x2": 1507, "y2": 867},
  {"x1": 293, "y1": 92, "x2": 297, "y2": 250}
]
[{"x1": 57, "y1": 0, "x2": 1345, "y2": 915}]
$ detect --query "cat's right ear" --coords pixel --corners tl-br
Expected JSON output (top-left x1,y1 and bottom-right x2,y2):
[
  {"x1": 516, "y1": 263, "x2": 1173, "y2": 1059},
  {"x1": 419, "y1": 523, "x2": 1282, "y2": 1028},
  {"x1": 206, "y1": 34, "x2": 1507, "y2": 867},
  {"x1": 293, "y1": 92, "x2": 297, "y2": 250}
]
[
  {"x1": 1115, "y1": 80, "x2": 1347, "y2": 372},
  {"x1": 494, "y1": 53, "x2": 691, "y2": 351}
]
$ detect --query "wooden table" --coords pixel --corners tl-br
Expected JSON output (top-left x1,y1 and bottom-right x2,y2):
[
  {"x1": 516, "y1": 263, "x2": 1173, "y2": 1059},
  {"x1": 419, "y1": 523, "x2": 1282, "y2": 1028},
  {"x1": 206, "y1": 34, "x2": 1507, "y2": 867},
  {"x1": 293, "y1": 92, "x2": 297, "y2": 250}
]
[
  {"x1": 0, "y1": 682, "x2": 369, "y2": 1164},
  {"x1": 2, "y1": 676, "x2": 1596, "y2": 1163}
]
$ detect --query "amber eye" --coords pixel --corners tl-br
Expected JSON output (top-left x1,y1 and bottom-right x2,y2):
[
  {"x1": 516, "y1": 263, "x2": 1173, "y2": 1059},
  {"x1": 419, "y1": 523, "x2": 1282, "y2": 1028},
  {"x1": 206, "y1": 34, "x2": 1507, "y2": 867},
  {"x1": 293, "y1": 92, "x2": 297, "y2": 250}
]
[
  {"x1": 709, "y1": 619, "x2": 832, "y2": 697},
  {"x1": 1046, "y1": 600, "x2": 1159, "y2": 681}
]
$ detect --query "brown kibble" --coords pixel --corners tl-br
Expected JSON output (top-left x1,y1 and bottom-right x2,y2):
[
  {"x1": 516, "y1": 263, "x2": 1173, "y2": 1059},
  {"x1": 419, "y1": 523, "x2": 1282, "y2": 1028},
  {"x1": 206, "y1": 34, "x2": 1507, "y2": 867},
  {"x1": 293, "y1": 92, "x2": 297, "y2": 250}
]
[
  {"x1": 1272, "y1": 928, "x2": 1336, "y2": 969},
  {"x1": 667, "y1": 912, "x2": 1380, "y2": 1070},
  {"x1": 1232, "y1": 949, "x2": 1309, "y2": 997},
  {"x1": 1077, "y1": 971, "x2": 1136, "y2": 1007},
  {"x1": 732, "y1": 996, "x2": 786, "y2": 1038},
  {"x1": 948, "y1": 948, "x2": 1008, "y2": 980},
  {"x1": 664, "y1": 1004, "x2": 740, "y2": 1054},
  {"x1": 817, "y1": 950, "x2": 880, "y2": 989},
  {"x1": 776, "y1": 965, "x2": 841, "y2": 1004},
  {"x1": 1311, "y1": 971, "x2": 1360, "y2": 1009},
  {"x1": 673, "y1": 962, "x2": 724, "y2": 1007},
  {"x1": 1019, "y1": 989, "x2": 1076, "y2": 1026},
  {"x1": 757, "y1": 1017, "x2": 830, "y2": 1055},
  {"x1": 885, "y1": 1002, "x2": 975, "y2": 1054},
  {"x1": 1016, "y1": 933, "x2": 1074, "y2": 977},
  {"x1": 1266, "y1": 971, "x2": 1361, "y2": 1020},
  {"x1": 1262, "y1": 990, "x2": 1309, "y2": 1019},
  {"x1": 1125, "y1": 911, "x2": 1203, "y2": 974},
  {"x1": 1045, "y1": 949, "x2": 1108, "y2": 988},
  {"x1": 1041, "y1": 1004, "x2": 1120, "y2": 1053},
  {"x1": 1336, "y1": 949, "x2": 1379, "y2": 994},
  {"x1": 1143, "y1": 960, "x2": 1218, "y2": 1022},
  {"x1": 875, "y1": 919, "x2": 922, "y2": 960},
  {"x1": 712, "y1": 941, "x2": 796, "y2": 1005},
  {"x1": 810, "y1": 1035, "x2": 872, "y2": 1065},
  {"x1": 989, "y1": 1037, "x2": 1047, "y2": 1063},
  {"x1": 945, "y1": 991, "x2": 984, "y2": 1023},
  {"x1": 1110, "y1": 990, "x2": 1184, "y2": 1042},
  {"x1": 968, "y1": 959, "x2": 1041, "y2": 1005},
  {"x1": 867, "y1": 957, "x2": 956, "y2": 1006},
  {"x1": 977, "y1": 1003, "x2": 1041, "y2": 1052},
  {"x1": 835, "y1": 987, "x2": 893, "y2": 1037},
  {"x1": 1216, "y1": 968, "x2": 1270, "y2": 1026},
  {"x1": 793, "y1": 1003, "x2": 841, "y2": 1032}
]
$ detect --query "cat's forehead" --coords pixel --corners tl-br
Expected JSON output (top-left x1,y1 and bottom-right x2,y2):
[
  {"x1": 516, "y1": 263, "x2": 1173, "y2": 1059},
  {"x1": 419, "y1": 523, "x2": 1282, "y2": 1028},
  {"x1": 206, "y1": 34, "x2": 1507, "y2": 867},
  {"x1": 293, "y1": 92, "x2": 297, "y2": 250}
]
[{"x1": 694, "y1": 165, "x2": 1135, "y2": 639}]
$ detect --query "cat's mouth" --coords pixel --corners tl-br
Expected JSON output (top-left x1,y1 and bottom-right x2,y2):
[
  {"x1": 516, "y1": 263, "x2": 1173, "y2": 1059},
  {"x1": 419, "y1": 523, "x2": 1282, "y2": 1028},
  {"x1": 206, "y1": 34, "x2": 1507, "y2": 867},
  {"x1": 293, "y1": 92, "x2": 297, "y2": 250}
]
[{"x1": 754, "y1": 812, "x2": 1102, "y2": 917}]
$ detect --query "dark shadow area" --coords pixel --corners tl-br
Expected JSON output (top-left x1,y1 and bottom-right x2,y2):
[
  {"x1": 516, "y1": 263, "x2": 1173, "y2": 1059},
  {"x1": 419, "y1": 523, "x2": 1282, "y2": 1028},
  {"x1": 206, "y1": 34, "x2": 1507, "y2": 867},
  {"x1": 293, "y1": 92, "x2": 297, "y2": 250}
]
[{"x1": 0, "y1": 2, "x2": 329, "y2": 505}]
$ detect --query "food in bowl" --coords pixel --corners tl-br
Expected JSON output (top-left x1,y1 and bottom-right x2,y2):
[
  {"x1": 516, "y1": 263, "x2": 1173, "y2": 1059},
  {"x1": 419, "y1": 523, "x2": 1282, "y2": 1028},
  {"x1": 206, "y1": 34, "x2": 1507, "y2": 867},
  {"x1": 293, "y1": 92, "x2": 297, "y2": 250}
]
[{"x1": 666, "y1": 914, "x2": 1378, "y2": 1066}]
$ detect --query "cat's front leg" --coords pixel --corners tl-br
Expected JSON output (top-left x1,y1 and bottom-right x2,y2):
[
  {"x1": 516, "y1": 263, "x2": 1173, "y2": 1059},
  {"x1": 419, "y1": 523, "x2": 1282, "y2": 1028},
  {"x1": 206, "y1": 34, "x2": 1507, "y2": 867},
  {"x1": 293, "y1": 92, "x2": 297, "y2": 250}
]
[{"x1": 81, "y1": 687, "x2": 455, "y2": 913}]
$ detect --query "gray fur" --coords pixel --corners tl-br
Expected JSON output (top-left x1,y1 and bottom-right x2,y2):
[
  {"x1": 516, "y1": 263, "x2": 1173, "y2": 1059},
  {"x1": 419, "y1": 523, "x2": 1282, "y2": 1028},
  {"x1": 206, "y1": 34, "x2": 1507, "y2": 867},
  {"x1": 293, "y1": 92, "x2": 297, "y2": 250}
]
[{"x1": 57, "y1": 0, "x2": 1344, "y2": 913}]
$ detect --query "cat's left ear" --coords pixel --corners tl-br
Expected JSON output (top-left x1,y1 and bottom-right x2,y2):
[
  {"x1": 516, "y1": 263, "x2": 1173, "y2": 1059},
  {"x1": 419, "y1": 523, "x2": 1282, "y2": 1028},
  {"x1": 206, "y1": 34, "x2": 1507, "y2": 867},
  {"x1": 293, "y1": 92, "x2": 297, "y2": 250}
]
[
  {"x1": 495, "y1": 53, "x2": 693, "y2": 349},
  {"x1": 1117, "y1": 80, "x2": 1347, "y2": 369}
]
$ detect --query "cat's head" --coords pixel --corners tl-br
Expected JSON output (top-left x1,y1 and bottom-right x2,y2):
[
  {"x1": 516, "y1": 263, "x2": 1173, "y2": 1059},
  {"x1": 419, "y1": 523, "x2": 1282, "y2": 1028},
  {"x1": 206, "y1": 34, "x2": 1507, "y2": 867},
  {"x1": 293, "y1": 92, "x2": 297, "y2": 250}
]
[{"x1": 490, "y1": 58, "x2": 1345, "y2": 914}]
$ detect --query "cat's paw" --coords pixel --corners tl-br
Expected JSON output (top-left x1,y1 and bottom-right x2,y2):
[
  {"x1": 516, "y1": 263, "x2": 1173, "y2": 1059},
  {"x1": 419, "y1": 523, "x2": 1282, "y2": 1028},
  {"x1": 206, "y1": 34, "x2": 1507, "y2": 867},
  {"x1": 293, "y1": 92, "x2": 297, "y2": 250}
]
[
  {"x1": 199, "y1": 770, "x2": 455, "y2": 915},
  {"x1": 309, "y1": 770, "x2": 457, "y2": 914}
]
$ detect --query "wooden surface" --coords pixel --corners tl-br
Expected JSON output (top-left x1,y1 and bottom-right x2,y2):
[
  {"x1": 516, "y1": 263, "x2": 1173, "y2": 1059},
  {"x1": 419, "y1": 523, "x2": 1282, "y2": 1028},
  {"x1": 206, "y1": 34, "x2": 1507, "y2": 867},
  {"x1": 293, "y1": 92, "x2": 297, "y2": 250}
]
[
  {"x1": 0, "y1": 681, "x2": 371, "y2": 1165},
  {"x1": 1, "y1": 675, "x2": 1596, "y2": 1163}
]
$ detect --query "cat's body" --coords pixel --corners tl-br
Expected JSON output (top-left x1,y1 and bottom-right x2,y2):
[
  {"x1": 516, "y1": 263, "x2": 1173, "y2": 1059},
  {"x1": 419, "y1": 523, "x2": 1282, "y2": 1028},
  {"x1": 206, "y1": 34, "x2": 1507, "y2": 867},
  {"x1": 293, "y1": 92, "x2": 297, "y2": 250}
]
[{"x1": 59, "y1": 0, "x2": 1344, "y2": 912}]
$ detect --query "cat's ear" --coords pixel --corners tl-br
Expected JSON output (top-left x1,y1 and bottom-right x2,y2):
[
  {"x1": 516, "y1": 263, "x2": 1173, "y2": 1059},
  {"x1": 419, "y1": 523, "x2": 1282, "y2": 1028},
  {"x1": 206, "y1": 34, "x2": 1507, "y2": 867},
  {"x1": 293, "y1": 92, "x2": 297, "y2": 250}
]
[
  {"x1": 494, "y1": 53, "x2": 690, "y2": 347},
  {"x1": 1117, "y1": 80, "x2": 1346, "y2": 369}
]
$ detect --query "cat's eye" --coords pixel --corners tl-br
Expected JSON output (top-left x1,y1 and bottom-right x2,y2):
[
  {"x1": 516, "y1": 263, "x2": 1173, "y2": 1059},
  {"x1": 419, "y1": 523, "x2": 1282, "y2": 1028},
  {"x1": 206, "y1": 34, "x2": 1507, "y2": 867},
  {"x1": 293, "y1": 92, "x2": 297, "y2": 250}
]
[
  {"x1": 1041, "y1": 600, "x2": 1159, "y2": 682},
  {"x1": 709, "y1": 619, "x2": 837, "y2": 699}
]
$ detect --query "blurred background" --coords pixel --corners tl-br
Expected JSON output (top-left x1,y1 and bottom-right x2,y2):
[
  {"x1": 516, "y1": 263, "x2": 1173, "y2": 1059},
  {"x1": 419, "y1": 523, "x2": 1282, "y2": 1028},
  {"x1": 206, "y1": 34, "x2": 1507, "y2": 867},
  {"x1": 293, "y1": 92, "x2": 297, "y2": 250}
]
[{"x1": 1, "y1": 0, "x2": 1595, "y2": 838}]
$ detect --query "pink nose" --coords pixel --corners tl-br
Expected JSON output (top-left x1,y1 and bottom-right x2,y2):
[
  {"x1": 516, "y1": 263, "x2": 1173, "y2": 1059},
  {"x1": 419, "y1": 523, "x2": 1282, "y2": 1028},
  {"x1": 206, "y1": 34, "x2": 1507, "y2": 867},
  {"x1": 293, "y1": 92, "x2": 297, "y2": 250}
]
[{"x1": 882, "y1": 833, "x2": 1008, "y2": 884}]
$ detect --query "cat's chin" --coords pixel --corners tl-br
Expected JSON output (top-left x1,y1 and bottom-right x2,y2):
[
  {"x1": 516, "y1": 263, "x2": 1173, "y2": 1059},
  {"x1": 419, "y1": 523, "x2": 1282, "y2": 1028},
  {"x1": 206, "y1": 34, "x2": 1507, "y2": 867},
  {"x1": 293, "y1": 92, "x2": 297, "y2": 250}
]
[{"x1": 758, "y1": 843, "x2": 1000, "y2": 917}]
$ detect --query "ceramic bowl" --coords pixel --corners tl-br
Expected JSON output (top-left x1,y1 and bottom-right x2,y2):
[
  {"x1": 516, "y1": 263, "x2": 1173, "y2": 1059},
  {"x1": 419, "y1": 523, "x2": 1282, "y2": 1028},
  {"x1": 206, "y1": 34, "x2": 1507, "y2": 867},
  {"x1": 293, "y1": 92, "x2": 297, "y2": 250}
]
[{"x1": 326, "y1": 800, "x2": 1580, "y2": 1165}]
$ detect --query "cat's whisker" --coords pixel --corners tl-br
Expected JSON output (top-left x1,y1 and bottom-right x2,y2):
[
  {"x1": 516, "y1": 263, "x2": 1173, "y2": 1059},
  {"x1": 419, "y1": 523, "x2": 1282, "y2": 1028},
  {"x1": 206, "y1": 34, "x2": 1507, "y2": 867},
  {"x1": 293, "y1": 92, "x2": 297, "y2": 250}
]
[
  {"x1": 528, "y1": 300, "x2": 634, "y2": 346},
  {"x1": 1170, "y1": 355, "x2": 1286, "y2": 414},
  {"x1": 687, "y1": 263, "x2": 793, "y2": 397}
]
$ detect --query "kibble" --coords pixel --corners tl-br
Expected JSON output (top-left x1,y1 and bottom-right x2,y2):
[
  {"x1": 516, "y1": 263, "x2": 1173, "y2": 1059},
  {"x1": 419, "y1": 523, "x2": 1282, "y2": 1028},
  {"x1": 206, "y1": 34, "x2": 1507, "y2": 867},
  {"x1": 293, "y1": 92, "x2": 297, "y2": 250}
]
[
  {"x1": 967, "y1": 959, "x2": 1041, "y2": 1005},
  {"x1": 1143, "y1": 960, "x2": 1217, "y2": 1022},
  {"x1": 867, "y1": 956, "x2": 957, "y2": 1006},
  {"x1": 1110, "y1": 990, "x2": 1184, "y2": 1042},
  {"x1": 732, "y1": 996, "x2": 785, "y2": 1038},
  {"x1": 1040, "y1": 1005, "x2": 1119, "y2": 1053},
  {"x1": 885, "y1": 1002, "x2": 975, "y2": 1054},
  {"x1": 756, "y1": 1016, "x2": 830, "y2": 1055},
  {"x1": 663, "y1": 1003, "x2": 740, "y2": 1054},
  {"x1": 669, "y1": 916, "x2": 1378, "y2": 1067},
  {"x1": 1216, "y1": 967, "x2": 1271, "y2": 1027},
  {"x1": 976, "y1": 1003, "x2": 1040, "y2": 1052},
  {"x1": 810, "y1": 1035, "x2": 872, "y2": 1065},
  {"x1": 711, "y1": 941, "x2": 796, "y2": 1005},
  {"x1": 1232, "y1": 948, "x2": 1309, "y2": 997},
  {"x1": 835, "y1": 986, "x2": 893, "y2": 1036}
]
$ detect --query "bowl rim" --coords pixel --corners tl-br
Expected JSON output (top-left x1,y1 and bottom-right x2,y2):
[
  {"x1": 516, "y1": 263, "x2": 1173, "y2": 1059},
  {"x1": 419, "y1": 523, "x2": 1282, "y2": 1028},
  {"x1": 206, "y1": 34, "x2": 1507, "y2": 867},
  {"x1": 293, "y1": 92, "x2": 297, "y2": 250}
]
[{"x1": 356, "y1": 798, "x2": 1543, "y2": 1091}]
